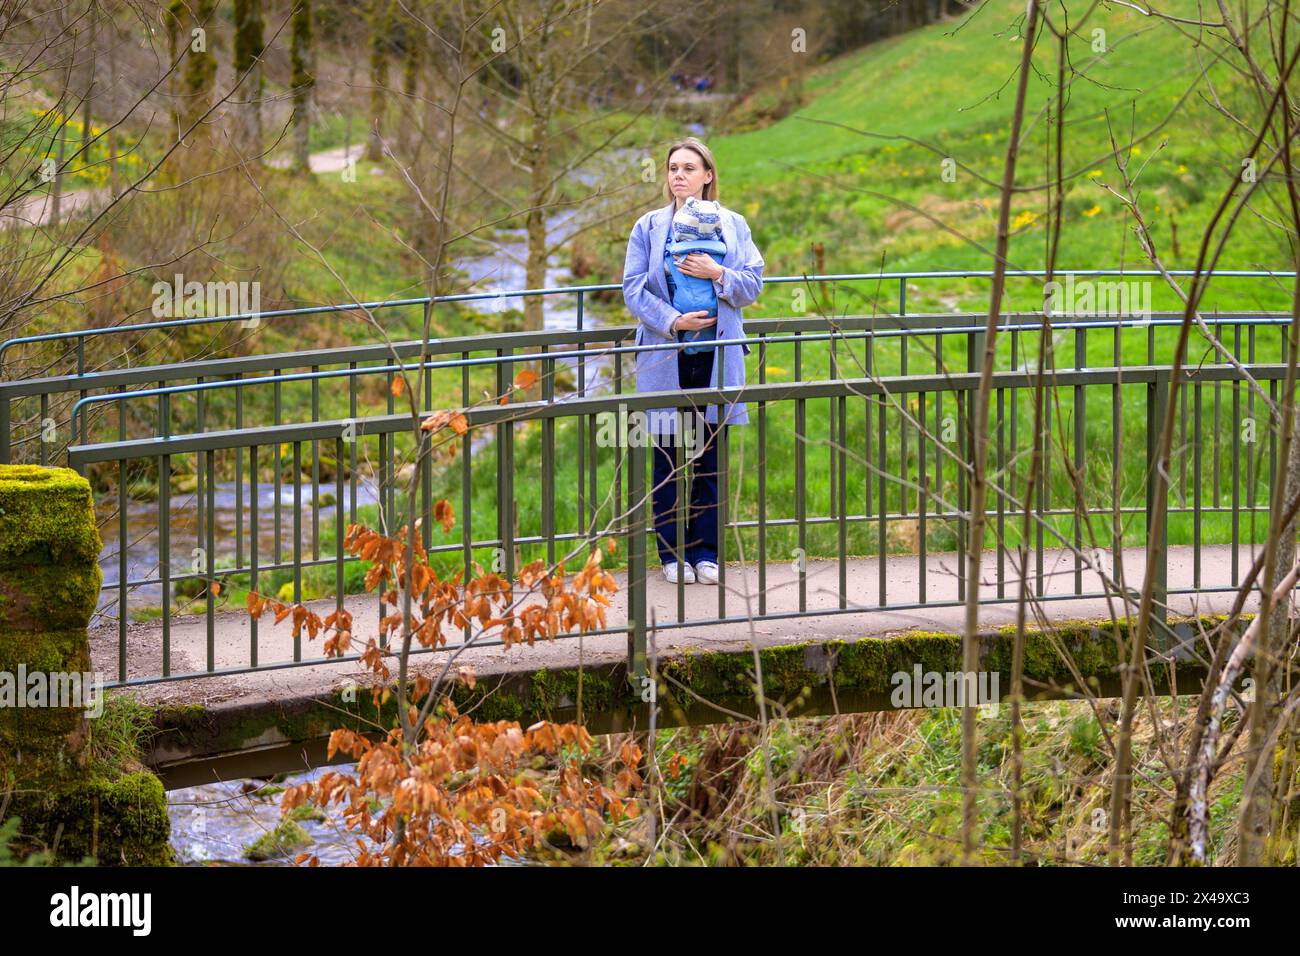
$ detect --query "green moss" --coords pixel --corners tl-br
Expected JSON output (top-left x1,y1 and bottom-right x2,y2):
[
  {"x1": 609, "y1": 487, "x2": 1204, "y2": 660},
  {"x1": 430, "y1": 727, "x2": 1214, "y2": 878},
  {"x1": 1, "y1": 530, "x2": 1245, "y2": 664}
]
[
  {"x1": 244, "y1": 819, "x2": 312, "y2": 861},
  {"x1": 528, "y1": 666, "x2": 621, "y2": 718},
  {"x1": 10, "y1": 770, "x2": 174, "y2": 866},
  {"x1": 0, "y1": 563, "x2": 102, "y2": 632},
  {"x1": 0, "y1": 466, "x2": 102, "y2": 568},
  {"x1": 0, "y1": 626, "x2": 91, "y2": 674}
]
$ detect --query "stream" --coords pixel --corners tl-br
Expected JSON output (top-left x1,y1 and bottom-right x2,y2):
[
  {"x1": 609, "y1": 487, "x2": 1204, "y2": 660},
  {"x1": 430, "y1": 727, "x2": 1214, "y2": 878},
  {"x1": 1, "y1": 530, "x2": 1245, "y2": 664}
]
[{"x1": 167, "y1": 764, "x2": 526, "y2": 866}]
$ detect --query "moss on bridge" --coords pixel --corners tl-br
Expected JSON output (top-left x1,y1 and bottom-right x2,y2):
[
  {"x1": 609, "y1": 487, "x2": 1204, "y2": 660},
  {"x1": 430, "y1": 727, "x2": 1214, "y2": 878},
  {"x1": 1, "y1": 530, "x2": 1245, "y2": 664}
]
[{"x1": 145, "y1": 614, "x2": 1224, "y2": 785}]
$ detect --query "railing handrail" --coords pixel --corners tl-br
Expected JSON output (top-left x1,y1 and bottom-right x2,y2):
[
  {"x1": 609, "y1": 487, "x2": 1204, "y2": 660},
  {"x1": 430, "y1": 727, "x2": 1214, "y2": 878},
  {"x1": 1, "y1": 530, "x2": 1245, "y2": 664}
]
[
  {"x1": 66, "y1": 360, "x2": 1288, "y2": 467},
  {"x1": 58, "y1": 312, "x2": 1298, "y2": 440},
  {"x1": 9, "y1": 308, "x2": 1291, "y2": 403},
  {"x1": 5, "y1": 266, "x2": 1292, "y2": 368}
]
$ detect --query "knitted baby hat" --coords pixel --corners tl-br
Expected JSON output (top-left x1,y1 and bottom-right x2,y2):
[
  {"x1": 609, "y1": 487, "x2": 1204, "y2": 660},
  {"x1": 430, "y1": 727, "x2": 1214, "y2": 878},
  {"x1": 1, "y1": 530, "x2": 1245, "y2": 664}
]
[{"x1": 671, "y1": 196, "x2": 723, "y2": 243}]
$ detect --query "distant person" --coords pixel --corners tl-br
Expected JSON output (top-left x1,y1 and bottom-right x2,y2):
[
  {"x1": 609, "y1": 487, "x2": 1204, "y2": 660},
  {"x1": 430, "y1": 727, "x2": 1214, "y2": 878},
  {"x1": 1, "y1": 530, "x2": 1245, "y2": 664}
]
[{"x1": 621, "y1": 137, "x2": 765, "y2": 586}]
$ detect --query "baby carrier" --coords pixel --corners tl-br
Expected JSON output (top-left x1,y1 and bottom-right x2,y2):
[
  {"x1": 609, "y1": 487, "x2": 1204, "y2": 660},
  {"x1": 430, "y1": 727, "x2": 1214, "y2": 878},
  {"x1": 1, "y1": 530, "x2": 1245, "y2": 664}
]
[{"x1": 664, "y1": 198, "x2": 726, "y2": 354}]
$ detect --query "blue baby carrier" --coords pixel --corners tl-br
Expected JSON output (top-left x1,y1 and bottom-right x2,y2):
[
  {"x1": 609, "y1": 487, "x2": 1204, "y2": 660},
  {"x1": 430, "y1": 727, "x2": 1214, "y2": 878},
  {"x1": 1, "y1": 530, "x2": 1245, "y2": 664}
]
[{"x1": 664, "y1": 238, "x2": 726, "y2": 354}]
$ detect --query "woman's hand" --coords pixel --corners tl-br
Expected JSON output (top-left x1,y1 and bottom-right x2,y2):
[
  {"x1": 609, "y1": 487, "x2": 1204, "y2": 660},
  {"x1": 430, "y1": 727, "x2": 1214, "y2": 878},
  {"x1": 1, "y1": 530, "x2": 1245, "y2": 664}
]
[
  {"x1": 673, "y1": 310, "x2": 717, "y2": 332},
  {"x1": 676, "y1": 253, "x2": 725, "y2": 281}
]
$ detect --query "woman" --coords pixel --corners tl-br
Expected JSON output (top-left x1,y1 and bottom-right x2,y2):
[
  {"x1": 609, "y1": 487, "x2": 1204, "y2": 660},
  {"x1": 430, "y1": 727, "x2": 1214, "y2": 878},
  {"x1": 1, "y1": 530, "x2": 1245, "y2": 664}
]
[{"x1": 621, "y1": 137, "x2": 765, "y2": 585}]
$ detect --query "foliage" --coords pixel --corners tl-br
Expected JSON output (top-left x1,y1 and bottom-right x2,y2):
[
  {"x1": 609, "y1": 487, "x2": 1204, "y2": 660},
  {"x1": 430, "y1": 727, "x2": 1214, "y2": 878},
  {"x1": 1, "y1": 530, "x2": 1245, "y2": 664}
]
[{"x1": 245, "y1": 483, "x2": 640, "y2": 866}]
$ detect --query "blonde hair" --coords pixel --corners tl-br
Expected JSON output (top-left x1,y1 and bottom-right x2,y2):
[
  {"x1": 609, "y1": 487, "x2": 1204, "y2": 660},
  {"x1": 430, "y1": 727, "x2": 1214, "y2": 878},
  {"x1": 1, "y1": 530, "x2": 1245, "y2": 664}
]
[{"x1": 662, "y1": 137, "x2": 719, "y2": 203}]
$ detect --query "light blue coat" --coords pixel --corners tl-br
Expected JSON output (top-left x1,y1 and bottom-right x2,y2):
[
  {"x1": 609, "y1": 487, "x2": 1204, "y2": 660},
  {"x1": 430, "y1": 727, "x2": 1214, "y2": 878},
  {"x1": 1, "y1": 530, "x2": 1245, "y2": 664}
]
[{"x1": 622, "y1": 200, "x2": 765, "y2": 431}]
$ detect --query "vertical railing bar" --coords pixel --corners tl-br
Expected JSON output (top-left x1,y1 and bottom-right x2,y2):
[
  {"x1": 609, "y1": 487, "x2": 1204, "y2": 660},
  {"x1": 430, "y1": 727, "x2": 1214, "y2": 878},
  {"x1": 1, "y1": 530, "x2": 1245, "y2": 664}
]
[
  {"x1": 274, "y1": 373, "x2": 283, "y2": 565},
  {"x1": 423, "y1": 307, "x2": 434, "y2": 552},
  {"x1": 235, "y1": 374, "x2": 244, "y2": 570},
  {"x1": 205, "y1": 447, "x2": 215, "y2": 672},
  {"x1": 627, "y1": 436, "x2": 647, "y2": 684},
  {"x1": 160, "y1": 389, "x2": 170, "y2": 678},
  {"x1": 250, "y1": 444, "x2": 259, "y2": 668},
  {"x1": 312, "y1": 367, "x2": 320, "y2": 562},
  {"x1": 1074, "y1": 325, "x2": 1085, "y2": 595},
  {"x1": 718, "y1": 414, "x2": 728, "y2": 620},
  {"x1": 614, "y1": 346, "x2": 624, "y2": 542},
  {"x1": 293, "y1": 440, "x2": 302, "y2": 662},
  {"x1": 462, "y1": 352, "x2": 472, "y2": 645},
  {"x1": 336, "y1": 435, "x2": 345, "y2": 619},
  {"x1": 1194, "y1": 381, "x2": 1202, "y2": 589},
  {"x1": 1247, "y1": 323, "x2": 1256, "y2": 516},
  {"x1": 878, "y1": 394, "x2": 887, "y2": 607},
  {"x1": 196, "y1": 378, "x2": 205, "y2": 555},
  {"x1": 378, "y1": 429, "x2": 387, "y2": 648},
  {"x1": 674, "y1": 432, "x2": 685, "y2": 623},
  {"x1": 542, "y1": 346, "x2": 556, "y2": 569},
  {"x1": 996, "y1": 385, "x2": 1005, "y2": 599},
  {"x1": 758, "y1": 335, "x2": 767, "y2": 618},
  {"x1": 1232, "y1": 324, "x2": 1241, "y2": 585},
  {"x1": 796, "y1": 393, "x2": 807, "y2": 613},
  {"x1": 40, "y1": 393, "x2": 48, "y2": 466},
  {"x1": 829, "y1": 336, "x2": 838, "y2": 548},
  {"x1": 796, "y1": 333, "x2": 806, "y2": 612},
  {"x1": 919, "y1": 389, "x2": 927, "y2": 604},
  {"x1": 838, "y1": 392, "x2": 847, "y2": 609},
  {"x1": 349, "y1": 363, "x2": 358, "y2": 528},
  {"x1": 386, "y1": 368, "x2": 395, "y2": 550}
]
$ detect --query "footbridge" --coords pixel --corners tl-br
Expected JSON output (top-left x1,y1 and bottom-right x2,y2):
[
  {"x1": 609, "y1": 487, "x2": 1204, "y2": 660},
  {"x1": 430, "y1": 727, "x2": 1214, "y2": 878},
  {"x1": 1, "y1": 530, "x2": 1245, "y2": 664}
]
[{"x1": 2, "y1": 268, "x2": 1293, "y2": 787}]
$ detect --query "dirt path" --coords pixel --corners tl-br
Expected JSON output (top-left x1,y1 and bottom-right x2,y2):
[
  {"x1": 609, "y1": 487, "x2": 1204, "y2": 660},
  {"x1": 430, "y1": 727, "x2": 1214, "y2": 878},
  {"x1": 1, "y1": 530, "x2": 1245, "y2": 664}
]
[{"x1": 5, "y1": 144, "x2": 364, "y2": 231}]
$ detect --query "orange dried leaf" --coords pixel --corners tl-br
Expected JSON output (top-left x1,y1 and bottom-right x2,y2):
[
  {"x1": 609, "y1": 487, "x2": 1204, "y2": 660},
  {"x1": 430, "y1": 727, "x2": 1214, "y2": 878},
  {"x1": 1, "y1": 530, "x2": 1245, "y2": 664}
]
[
  {"x1": 433, "y1": 499, "x2": 455, "y2": 533},
  {"x1": 514, "y1": 369, "x2": 539, "y2": 390},
  {"x1": 392, "y1": 376, "x2": 407, "y2": 397}
]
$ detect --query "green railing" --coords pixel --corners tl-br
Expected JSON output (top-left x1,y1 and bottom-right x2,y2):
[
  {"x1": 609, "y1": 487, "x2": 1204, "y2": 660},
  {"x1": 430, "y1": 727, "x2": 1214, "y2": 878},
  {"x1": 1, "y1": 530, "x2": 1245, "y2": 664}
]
[{"x1": 7, "y1": 267, "x2": 1293, "y2": 688}]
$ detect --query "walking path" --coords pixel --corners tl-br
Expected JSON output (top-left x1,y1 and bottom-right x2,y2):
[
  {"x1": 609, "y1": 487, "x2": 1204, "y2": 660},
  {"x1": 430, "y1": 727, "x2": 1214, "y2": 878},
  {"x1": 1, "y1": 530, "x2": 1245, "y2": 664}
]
[{"x1": 97, "y1": 543, "x2": 1261, "y2": 709}]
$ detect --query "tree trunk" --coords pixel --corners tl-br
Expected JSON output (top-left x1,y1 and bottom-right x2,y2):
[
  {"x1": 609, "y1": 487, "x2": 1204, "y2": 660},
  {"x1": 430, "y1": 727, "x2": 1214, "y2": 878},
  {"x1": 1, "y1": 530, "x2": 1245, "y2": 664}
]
[
  {"x1": 1239, "y1": 412, "x2": 1300, "y2": 862},
  {"x1": 81, "y1": 6, "x2": 97, "y2": 158},
  {"x1": 290, "y1": 0, "x2": 314, "y2": 173},
  {"x1": 107, "y1": 30, "x2": 119, "y2": 194},
  {"x1": 233, "y1": 0, "x2": 264, "y2": 162},
  {"x1": 365, "y1": 0, "x2": 393, "y2": 162}
]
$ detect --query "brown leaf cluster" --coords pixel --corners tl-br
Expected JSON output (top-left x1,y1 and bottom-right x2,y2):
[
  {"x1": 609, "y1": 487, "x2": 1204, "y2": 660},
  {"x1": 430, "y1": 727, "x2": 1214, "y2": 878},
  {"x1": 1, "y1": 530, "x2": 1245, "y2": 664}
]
[
  {"x1": 243, "y1": 520, "x2": 630, "y2": 866},
  {"x1": 282, "y1": 710, "x2": 642, "y2": 866}
]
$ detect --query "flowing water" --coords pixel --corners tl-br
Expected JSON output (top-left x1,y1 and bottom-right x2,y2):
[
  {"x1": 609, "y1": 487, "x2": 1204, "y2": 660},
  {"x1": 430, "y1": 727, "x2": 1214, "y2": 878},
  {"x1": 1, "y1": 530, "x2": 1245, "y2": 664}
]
[{"x1": 167, "y1": 763, "x2": 525, "y2": 866}]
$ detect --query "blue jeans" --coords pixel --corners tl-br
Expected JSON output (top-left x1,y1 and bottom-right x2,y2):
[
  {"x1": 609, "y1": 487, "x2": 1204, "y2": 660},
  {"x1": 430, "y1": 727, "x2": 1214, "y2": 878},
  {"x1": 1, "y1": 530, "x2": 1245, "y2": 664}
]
[{"x1": 652, "y1": 347, "x2": 725, "y2": 566}]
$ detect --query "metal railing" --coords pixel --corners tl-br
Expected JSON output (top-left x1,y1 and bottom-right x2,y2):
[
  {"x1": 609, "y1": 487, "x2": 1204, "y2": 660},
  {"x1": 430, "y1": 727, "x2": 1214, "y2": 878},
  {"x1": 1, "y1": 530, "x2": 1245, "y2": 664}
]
[
  {"x1": 8, "y1": 266, "x2": 1291, "y2": 462},
  {"x1": 4, "y1": 266, "x2": 1289, "y2": 688},
  {"x1": 62, "y1": 322, "x2": 1296, "y2": 689}
]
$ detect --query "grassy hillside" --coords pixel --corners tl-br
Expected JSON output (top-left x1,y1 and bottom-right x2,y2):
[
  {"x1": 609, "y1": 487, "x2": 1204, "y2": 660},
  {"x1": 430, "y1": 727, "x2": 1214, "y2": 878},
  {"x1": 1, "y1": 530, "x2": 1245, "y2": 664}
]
[{"x1": 713, "y1": 0, "x2": 1289, "y2": 314}]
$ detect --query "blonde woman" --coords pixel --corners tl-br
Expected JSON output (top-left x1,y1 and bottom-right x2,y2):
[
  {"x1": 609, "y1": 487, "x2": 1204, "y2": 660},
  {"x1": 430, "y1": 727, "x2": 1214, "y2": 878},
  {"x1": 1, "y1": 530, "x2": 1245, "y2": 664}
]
[{"x1": 621, "y1": 137, "x2": 765, "y2": 585}]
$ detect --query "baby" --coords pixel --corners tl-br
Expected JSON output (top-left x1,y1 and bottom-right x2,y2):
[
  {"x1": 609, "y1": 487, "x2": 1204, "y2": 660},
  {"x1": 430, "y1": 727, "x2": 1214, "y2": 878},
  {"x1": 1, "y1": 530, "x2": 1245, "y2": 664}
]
[{"x1": 663, "y1": 197, "x2": 726, "y2": 354}]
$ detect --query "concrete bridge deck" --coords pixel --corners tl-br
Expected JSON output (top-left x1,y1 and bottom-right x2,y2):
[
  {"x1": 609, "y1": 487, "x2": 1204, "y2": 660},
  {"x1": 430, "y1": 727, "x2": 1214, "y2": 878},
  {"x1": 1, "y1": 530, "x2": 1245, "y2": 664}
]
[{"x1": 95, "y1": 544, "x2": 1262, "y2": 787}]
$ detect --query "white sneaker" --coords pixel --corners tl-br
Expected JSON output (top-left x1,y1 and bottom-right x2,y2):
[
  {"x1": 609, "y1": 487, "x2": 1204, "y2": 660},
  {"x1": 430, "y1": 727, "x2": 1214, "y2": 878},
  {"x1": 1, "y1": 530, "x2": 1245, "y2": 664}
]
[
  {"x1": 694, "y1": 561, "x2": 719, "y2": 585},
  {"x1": 663, "y1": 561, "x2": 696, "y2": 584}
]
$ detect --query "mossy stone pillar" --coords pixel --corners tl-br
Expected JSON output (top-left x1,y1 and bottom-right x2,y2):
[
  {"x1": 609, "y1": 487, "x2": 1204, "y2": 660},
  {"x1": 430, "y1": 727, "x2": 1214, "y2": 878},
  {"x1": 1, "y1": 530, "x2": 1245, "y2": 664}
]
[{"x1": 0, "y1": 465, "x2": 172, "y2": 865}]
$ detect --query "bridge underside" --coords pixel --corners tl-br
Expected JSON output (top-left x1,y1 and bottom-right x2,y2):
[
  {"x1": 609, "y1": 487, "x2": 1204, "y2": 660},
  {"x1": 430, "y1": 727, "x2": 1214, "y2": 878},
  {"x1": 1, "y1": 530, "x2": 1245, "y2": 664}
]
[{"x1": 103, "y1": 544, "x2": 1256, "y2": 789}]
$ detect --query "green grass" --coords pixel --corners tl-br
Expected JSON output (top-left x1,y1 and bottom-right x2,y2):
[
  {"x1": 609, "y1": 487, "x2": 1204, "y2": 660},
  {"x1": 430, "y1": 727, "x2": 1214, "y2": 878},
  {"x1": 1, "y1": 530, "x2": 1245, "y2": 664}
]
[{"x1": 24, "y1": 0, "x2": 1297, "y2": 622}]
